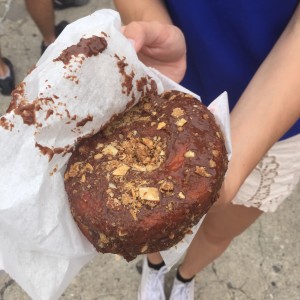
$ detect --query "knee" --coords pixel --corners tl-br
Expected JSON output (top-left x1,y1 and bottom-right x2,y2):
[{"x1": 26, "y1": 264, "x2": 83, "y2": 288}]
[{"x1": 201, "y1": 224, "x2": 233, "y2": 248}]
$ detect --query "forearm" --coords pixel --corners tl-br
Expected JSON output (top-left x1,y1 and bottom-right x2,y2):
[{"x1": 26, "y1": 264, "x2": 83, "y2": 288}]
[
  {"x1": 113, "y1": 0, "x2": 172, "y2": 24},
  {"x1": 228, "y1": 5, "x2": 300, "y2": 192}
]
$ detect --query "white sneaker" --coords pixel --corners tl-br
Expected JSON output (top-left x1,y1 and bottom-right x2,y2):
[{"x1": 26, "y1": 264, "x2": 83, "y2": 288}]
[
  {"x1": 137, "y1": 257, "x2": 168, "y2": 300},
  {"x1": 169, "y1": 277, "x2": 195, "y2": 300}
]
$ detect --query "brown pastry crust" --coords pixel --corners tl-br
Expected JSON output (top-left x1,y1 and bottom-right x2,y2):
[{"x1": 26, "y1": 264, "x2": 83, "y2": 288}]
[{"x1": 64, "y1": 90, "x2": 228, "y2": 261}]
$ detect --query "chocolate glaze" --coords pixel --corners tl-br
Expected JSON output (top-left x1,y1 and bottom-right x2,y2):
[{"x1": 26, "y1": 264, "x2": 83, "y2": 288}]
[
  {"x1": 65, "y1": 90, "x2": 228, "y2": 261},
  {"x1": 136, "y1": 76, "x2": 158, "y2": 98},
  {"x1": 76, "y1": 115, "x2": 93, "y2": 127},
  {"x1": 7, "y1": 82, "x2": 26, "y2": 113},
  {"x1": 14, "y1": 102, "x2": 36, "y2": 126},
  {"x1": 53, "y1": 36, "x2": 107, "y2": 65},
  {"x1": 0, "y1": 117, "x2": 14, "y2": 131},
  {"x1": 35, "y1": 142, "x2": 71, "y2": 161},
  {"x1": 35, "y1": 143, "x2": 54, "y2": 161},
  {"x1": 136, "y1": 77, "x2": 148, "y2": 93},
  {"x1": 115, "y1": 55, "x2": 134, "y2": 96},
  {"x1": 45, "y1": 109, "x2": 54, "y2": 120}
]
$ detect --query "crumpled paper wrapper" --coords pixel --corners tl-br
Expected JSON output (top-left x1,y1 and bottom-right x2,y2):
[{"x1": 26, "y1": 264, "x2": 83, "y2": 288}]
[{"x1": 0, "y1": 9, "x2": 231, "y2": 300}]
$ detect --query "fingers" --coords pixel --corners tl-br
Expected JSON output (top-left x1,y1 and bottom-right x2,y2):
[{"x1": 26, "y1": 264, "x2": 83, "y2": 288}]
[
  {"x1": 121, "y1": 27, "x2": 136, "y2": 49},
  {"x1": 122, "y1": 21, "x2": 162, "y2": 52},
  {"x1": 121, "y1": 21, "x2": 186, "y2": 82},
  {"x1": 122, "y1": 21, "x2": 185, "y2": 56}
]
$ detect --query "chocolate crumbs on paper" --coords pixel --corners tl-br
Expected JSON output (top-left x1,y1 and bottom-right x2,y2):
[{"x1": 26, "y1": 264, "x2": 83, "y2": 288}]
[{"x1": 53, "y1": 36, "x2": 108, "y2": 65}]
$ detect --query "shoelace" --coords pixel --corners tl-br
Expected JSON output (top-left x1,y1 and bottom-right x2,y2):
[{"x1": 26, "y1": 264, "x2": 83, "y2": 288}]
[
  {"x1": 171, "y1": 280, "x2": 192, "y2": 300},
  {"x1": 146, "y1": 265, "x2": 168, "y2": 299}
]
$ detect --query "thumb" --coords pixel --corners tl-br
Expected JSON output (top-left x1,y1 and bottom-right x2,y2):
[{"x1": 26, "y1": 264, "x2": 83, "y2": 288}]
[
  {"x1": 121, "y1": 26, "x2": 137, "y2": 50},
  {"x1": 121, "y1": 21, "x2": 167, "y2": 53},
  {"x1": 121, "y1": 22, "x2": 147, "y2": 52}
]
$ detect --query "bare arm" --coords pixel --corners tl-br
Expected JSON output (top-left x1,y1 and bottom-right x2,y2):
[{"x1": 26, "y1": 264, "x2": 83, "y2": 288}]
[{"x1": 225, "y1": 5, "x2": 300, "y2": 200}]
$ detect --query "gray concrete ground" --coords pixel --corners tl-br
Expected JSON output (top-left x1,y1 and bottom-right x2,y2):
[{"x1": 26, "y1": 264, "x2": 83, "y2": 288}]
[{"x1": 0, "y1": 1, "x2": 300, "y2": 299}]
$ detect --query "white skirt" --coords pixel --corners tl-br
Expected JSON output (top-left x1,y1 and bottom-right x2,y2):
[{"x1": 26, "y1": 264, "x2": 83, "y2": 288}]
[{"x1": 232, "y1": 134, "x2": 300, "y2": 212}]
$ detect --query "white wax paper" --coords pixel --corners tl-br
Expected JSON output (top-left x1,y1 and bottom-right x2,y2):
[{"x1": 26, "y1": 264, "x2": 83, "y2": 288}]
[{"x1": 0, "y1": 9, "x2": 231, "y2": 300}]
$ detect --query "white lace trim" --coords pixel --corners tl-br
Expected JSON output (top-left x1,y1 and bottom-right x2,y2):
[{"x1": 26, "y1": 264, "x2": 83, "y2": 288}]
[{"x1": 232, "y1": 134, "x2": 300, "y2": 212}]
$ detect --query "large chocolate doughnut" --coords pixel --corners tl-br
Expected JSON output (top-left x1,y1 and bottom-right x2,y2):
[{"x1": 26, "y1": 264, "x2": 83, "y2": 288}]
[{"x1": 64, "y1": 90, "x2": 228, "y2": 261}]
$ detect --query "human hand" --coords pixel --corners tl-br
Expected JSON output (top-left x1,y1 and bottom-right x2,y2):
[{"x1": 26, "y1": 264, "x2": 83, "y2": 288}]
[{"x1": 122, "y1": 21, "x2": 186, "y2": 83}]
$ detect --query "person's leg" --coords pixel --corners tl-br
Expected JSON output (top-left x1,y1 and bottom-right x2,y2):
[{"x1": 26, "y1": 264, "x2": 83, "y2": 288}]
[
  {"x1": 0, "y1": 50, "x2": 15, "y2": 95},
  {"x1": 147, "y1": 252, "x2": 164, "y2": 264},
  {"x1": 167, "y1": 204, "x2": 262, "y2": 299},
  {"x1": 0, "y1": 54, "x2": 9, "y2": 77},
  {"x1": 179, "y1": 203, "x2": 263, "y2": 279},
  {"x1": 143, "y1": 204, "x2": 262, "y2": 300},
  {"x1": 147, "y1": 203, "x2": 262, "y2": 272},
  {"x1": 53, "y1": 0, "x2": 90, "y2": 10},
  {"x1": 25, "y1": 0, "x2": 56, "y2": 46}
]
